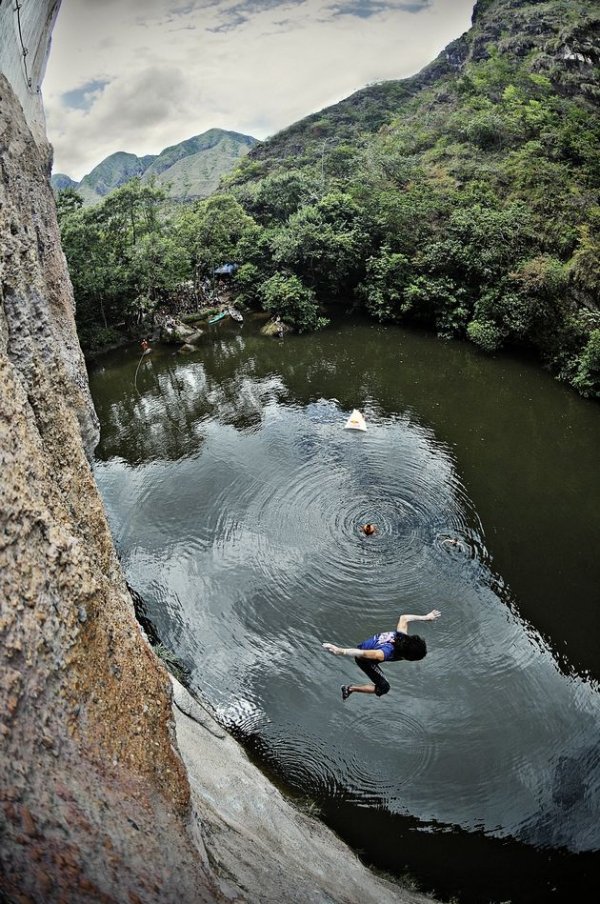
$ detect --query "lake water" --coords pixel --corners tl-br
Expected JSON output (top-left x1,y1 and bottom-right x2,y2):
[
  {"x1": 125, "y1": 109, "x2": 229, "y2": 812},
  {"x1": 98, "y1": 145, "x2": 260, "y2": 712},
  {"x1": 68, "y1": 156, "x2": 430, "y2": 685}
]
[{"x1": 89, "y1": 314, "x2": 600, "y2": 904}]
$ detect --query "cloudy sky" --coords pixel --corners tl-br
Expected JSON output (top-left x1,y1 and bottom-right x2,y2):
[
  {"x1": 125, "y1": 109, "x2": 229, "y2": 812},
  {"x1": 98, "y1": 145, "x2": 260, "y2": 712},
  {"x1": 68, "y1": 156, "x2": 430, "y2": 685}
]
[{"x1": 44, "y1": 0, "x2": 475, "y2": 180}]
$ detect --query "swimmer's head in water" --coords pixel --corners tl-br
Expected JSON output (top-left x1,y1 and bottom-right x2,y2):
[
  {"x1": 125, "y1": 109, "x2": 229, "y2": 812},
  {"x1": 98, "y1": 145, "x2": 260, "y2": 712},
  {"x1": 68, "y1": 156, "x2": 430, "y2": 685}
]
[
  {"x1": 361, "y1": 523, "x2": 377, "y2": 535},
  {"x1": 394, "y1": 633, "x2": 427, "y2": 661}
]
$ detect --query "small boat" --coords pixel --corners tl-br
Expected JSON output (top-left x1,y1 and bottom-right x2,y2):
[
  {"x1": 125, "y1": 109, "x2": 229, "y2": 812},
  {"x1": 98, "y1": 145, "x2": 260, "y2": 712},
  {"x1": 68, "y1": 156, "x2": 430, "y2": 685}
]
[
  {"x1": 228, "y1": 308, "x2": 244, "y2": 322},
  {"x1": 344, "y1": 409, "x2": 367, "y2": 431},
  {"x1": 208, "y1": 311, "x2": 227, "y2": 324}
]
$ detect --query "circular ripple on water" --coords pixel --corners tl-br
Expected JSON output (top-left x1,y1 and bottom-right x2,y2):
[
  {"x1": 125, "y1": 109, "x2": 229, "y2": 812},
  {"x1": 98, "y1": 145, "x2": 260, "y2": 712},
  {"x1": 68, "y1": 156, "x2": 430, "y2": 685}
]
[
  {"x1": 246, "y1": 412, "x2": 475, "y2": 612},
  {"x1": 340, "y1": 708, "x2": 437, "y2": 807},
  {"x1": 216, "y1": 695, "x2": 269, "y2": 734},
  {"x1": 238, "y1": 715, "x2": 434, "y2": 809},
  {"x1": 252, "y1": 707, "x2": 437, "y2": 810},
  {"x1": 265, "y1": 729, "x2": 341, "y2": 799}
]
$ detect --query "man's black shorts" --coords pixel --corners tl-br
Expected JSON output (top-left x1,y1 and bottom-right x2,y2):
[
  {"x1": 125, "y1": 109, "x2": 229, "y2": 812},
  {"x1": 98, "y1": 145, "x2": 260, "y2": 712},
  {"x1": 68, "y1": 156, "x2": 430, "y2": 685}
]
[{"x1": 355, "y1": 657, "x2": 390, "y2": 696}]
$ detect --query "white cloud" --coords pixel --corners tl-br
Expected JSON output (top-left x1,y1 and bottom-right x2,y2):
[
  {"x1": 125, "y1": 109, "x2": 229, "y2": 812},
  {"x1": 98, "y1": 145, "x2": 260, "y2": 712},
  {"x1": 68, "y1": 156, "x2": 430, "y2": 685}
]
[{"x1": 44, "y1": 0, "x2": 474, "y2": 179}]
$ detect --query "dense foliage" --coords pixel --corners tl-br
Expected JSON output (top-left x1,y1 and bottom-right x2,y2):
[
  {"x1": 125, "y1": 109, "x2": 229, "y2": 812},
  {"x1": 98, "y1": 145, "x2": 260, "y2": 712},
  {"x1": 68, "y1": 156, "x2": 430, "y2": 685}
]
[
  {"x1": 56, "y1": 180, "x2": 190, "y2": 350},
  {"x1": 57, "y1": 0, "x2": 600, "y2": 396}
]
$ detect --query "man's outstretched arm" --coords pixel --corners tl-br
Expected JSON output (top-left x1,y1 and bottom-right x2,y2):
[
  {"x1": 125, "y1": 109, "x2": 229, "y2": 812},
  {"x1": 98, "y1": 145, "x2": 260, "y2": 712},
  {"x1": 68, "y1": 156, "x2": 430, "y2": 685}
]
[
  {"x1": 397, "y1": 610, "x2": 441, "y2": 633},
  {"x1": 322, "y1": 643, "x2": 384, "y2": 661}
]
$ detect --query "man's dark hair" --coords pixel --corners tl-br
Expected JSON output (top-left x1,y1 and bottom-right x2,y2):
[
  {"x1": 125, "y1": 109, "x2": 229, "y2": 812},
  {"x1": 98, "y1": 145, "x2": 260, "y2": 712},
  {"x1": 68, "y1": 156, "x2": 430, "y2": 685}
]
[{"x1": 394, "y1": 633, "x2": 427, "y2": 661}]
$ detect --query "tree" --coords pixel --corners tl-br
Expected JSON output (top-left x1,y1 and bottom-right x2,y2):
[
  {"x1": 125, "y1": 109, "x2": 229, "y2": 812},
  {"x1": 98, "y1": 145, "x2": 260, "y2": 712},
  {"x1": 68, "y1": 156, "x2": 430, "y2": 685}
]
[
  {"x1": 57, "y1": 178, "x2": 187, "y2": 349},
  {"x1": 356, "y1": 248, "x2": 413, "y2": 322},
  {"x1": 101, "y1": 177, "x2": 166, "y2": 249},
  {"x1": 403, "y1": 275, "x2": 470, "y2": 337},
  {"x1": 572, "y1": 330, "x2": 600, "y2": 398},
  {"x1": 249, "y1": 170, "x2": 318, "y2": 225},
  {"x1": 177, "y1": 194, "x2": 257, "y2": 275},
  {"x1": 259, "y1": 273, "x2": 327, "y2": 332},
  {"x1": 506, "y1": 255, "x2": 570, "y2": 346},
  {"x1": 467, "y1": 319, "x2": 504, "y2": 353},
  {"x1": 569, "y1": 217, "x2": 600, "y2": 297},
  {"x1": 56, "y1": 187, "x2": 83, "y2": 220},
  {"x1": 270, "y1": 192, "x2": 370, "y2": 295}
]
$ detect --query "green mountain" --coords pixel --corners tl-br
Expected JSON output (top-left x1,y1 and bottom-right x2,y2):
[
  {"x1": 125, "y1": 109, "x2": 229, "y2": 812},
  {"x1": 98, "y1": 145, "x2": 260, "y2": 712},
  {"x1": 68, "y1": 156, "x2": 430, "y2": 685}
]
[
  {"x1": 51, "y1": 173, "x2": 78, "y2": 191},
  {"x1": 75, "y1": 152, "x2": 156, "y2": 205},
  {"x1": 54, "y1": 129, "x2": 257, "y2": 206},
  {"x1": 243, "y1": 0, "x2": 598, "y2": 169},
  {"x1": 223, "y1": 0, "x2": 600, "y2": 396},
  {"x1": 142, "y1": 129, "x2": 257, "y2": 200}
]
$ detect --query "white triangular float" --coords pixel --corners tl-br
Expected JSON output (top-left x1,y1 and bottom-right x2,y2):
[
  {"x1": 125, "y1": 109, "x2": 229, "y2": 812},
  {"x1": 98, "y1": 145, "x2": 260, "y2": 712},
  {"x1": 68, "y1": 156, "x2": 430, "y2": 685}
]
[{"x1": 344, "y1": 409, "x2": 367, "y2": 431}]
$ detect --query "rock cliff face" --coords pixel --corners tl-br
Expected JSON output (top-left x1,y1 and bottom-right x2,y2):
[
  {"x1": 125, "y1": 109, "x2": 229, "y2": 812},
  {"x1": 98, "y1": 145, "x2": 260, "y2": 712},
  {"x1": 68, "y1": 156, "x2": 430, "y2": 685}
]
[
  {"x1": 0, "y1": 0, "x2": 59, "y2": 146},
  {"x1": 0, "y1": 60, "x2": 219, "y2": 904},
  {"x1": 0, "y1": 4, "x2": 431, "y2": 902}
]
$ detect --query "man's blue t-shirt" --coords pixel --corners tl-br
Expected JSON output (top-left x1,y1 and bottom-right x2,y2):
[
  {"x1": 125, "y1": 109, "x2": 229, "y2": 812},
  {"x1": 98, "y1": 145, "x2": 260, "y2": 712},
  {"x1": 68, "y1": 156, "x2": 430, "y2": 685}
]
[{"x1": 358, "y1": 631, "x2": 405, "y2": 662}]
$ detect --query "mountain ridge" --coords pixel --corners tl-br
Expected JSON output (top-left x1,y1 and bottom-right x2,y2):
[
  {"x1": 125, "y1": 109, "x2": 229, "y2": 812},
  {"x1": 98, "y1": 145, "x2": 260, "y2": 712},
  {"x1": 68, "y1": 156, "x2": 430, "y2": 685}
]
[
  {"x1": 52, "y1": 128, "x2": 258, "y2": 204},
  {"x1": 239, "y1": 0, "x2": 598, "y2": 171}
]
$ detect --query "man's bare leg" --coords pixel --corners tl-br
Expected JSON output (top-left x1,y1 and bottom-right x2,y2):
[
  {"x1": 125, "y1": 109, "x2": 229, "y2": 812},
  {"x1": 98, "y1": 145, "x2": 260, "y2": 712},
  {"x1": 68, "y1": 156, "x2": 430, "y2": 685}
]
[{"x1": 341, "y1": 683, "x2": 376, "y2": 700}]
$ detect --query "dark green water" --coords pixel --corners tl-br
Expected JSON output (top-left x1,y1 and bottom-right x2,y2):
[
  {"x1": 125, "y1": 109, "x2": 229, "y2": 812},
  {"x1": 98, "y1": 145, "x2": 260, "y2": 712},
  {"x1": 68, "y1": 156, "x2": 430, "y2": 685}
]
[{"x1": 89, "y1": 315, "x2": 600, "y2": 904}]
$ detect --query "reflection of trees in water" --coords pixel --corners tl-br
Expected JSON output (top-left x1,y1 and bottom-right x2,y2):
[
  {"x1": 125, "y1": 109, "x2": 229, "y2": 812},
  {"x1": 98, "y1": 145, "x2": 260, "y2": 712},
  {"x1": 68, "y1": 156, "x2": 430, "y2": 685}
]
[
  {"x1": 93, "y1": 325, "x2": 387, "y2": 464},
  {"x1": 95, "y1": 358, "x2": 206, "y2": 463},
  {"x1": 92, "y1": 325, "x2": 494, "y2": 470},
  {"x1": 516, "y1": 742, "x2": 600, "y2": 853},
  {"x1": 96, "y1": 346, "x2": 289, "y2": 463}
]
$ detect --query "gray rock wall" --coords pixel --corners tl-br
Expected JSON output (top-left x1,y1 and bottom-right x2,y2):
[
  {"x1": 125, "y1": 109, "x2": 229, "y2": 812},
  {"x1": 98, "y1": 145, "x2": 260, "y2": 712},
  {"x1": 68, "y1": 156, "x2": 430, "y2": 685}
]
[
  {"x1": 0, "y1": 0, "x2": 60, "y2": 148},
  {"x1": 0, "y1": 69, "x2": 221, "y2": 902},
  {"x1": 0, "y1": 4, "x2": 218, "y2": 899},
  {"x1": 172, "y1": 678, "x2": 432, "y2": 904}
]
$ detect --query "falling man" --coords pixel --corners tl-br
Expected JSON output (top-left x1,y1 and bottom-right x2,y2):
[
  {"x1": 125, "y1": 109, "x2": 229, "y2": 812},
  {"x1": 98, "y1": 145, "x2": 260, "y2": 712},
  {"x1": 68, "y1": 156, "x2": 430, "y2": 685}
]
[{"x1": 322, "y1": 610, "x2": 441, "y2": 701}]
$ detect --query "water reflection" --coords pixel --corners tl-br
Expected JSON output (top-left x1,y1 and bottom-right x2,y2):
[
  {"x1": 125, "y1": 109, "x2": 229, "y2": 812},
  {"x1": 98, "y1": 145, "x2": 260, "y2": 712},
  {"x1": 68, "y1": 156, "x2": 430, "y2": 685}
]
[
  {"x1": 90, "y1": 320, "x2": 600, "y2": 898},
  {"x1": 94, "y1": 341, "x2": 294, "y2": 464}
]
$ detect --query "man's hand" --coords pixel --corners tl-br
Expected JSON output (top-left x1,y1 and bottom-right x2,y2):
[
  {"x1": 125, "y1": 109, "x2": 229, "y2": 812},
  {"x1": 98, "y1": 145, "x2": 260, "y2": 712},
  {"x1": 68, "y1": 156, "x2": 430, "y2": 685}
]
[
  {"x1": 322, "y1": 642, "x2": 343, "y2": 655},
  {"x1": 398, "y1": 610, "x2": 441, "y2": 631}
]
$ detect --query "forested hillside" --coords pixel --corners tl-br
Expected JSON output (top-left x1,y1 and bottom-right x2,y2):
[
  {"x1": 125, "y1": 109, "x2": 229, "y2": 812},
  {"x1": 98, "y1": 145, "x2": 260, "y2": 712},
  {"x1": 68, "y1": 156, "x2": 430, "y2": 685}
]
[{"x1": 57, "y1": 0, "x2": 600, "y2": 397}]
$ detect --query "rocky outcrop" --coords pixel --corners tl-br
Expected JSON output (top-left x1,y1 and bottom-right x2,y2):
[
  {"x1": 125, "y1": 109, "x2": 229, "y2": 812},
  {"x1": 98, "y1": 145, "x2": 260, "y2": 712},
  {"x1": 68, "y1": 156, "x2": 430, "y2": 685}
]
[
  {"x1": 172, "y1": 678, "x2": 429, "y2": 904},
  {"x1": 0, "y1": 4, "x2": 433, "y2": 902},
  {"x1": 0, "y1": 68, "x2": 220, "y2": 901}
]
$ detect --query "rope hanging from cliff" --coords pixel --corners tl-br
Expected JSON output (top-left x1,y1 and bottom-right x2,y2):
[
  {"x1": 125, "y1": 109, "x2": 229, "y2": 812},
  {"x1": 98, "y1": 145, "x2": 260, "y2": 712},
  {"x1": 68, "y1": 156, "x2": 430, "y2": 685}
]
[
  {"x1": 134, "y1": 344, "x2": 152, "y2": 395},
  {"x1": 14, "y1": 0, "x2": 33, "y2": 90}
]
